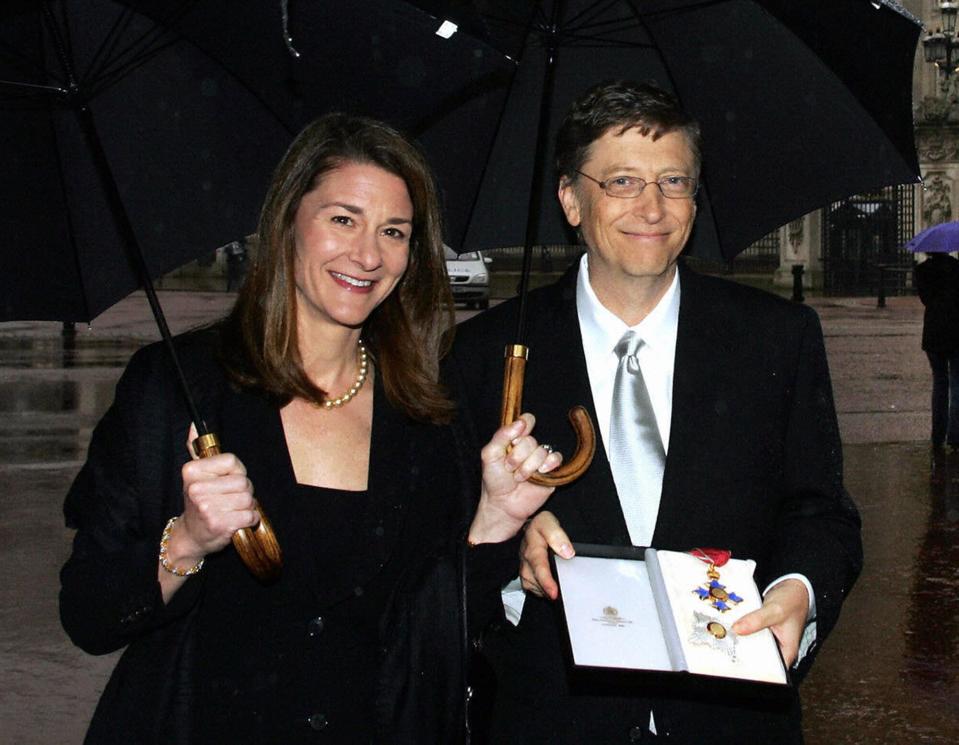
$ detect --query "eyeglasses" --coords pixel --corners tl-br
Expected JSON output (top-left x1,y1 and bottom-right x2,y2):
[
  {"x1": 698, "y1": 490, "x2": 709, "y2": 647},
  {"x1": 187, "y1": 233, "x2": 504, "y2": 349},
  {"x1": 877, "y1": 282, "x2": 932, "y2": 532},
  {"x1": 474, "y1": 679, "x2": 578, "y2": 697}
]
[{"x1": 574, "y1": 170, "x2": 699, "y2": 199}]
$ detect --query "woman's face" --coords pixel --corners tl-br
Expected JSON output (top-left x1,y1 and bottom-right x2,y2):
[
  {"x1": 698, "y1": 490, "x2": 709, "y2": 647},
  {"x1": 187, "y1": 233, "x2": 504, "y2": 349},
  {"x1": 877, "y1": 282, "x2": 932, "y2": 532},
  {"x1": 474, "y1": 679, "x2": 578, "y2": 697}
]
[{"x1": 292, "y1": 161, "x2": 412, "y2": 332}]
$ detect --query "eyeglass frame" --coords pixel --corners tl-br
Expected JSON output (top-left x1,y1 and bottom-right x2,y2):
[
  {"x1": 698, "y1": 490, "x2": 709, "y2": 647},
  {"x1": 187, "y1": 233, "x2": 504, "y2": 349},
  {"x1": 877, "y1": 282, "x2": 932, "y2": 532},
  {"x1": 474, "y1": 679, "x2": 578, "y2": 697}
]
[{"x1": 573, "y1": 170, "x2": 699, "y2": 200}]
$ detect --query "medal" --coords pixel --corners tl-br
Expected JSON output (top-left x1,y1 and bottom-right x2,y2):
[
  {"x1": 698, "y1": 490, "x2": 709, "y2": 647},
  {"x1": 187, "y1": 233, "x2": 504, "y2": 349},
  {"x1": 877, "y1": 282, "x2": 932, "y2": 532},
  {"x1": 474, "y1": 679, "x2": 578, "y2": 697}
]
[
  {"x1": 690, "y1": 547, "x2": 743, "y2": 613},
  {"x1": 689, "y1": 611, "x2": 738, "y2": 659}
]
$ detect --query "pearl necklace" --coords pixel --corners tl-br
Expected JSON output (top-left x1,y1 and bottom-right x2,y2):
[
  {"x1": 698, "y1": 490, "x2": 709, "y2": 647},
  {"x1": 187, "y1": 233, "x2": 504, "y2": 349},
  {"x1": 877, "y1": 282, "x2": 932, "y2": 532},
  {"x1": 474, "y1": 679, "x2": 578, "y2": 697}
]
[{"x1": 322, "y1": 339, "x2": 368, "y2": 409}]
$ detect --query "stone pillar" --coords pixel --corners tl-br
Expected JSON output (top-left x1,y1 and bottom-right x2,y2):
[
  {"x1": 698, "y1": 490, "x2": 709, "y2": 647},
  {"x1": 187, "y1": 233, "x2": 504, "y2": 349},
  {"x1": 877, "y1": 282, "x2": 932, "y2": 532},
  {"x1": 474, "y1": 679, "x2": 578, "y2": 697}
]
[
  {"x1": 774, "y1": 210, "x2": 822, "y2": 289},
  {"x1": 914, "y1": 123, "x2": 959, "y2": 234}
]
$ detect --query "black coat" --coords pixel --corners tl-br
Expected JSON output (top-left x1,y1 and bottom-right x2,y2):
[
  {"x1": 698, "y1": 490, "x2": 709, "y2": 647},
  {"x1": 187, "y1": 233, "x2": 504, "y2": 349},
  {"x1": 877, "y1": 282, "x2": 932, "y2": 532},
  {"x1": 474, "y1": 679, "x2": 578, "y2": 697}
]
[
  {"x1": 915, "y1": 254, "x2": 959, "y2": 353},
  {"x1": 60, "y1": 330, "x2": 486, "y2": 744},
  {"x1": 447, "y1": 262, "x2": 863, "y2": 744}
]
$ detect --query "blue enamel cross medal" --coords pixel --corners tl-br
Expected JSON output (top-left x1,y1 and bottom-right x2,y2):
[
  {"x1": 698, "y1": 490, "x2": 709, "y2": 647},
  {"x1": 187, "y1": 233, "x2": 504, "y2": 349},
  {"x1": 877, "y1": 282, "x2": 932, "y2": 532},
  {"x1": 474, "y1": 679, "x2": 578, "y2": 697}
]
[{"x1": 690, "y1": 548, "x2": 743, "y2": 613}]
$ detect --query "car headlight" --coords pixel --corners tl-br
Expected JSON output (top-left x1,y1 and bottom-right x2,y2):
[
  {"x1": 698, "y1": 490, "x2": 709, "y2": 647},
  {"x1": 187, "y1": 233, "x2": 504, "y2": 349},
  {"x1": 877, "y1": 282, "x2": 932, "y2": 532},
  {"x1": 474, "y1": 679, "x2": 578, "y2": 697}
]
[{"x1": 473, "y1": 273, "x2": 488, "y2": 284}]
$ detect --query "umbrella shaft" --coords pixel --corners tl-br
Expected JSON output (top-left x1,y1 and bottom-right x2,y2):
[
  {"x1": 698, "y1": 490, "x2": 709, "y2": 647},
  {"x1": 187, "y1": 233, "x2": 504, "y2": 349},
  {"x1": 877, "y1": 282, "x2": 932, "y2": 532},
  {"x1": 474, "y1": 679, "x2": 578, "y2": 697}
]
[
  {"x1": 517, "y1": 0, "x2": 565, "y2": 345},
  {"x1": 72, "y1": 102, "x2": 209, "y2": 435}
]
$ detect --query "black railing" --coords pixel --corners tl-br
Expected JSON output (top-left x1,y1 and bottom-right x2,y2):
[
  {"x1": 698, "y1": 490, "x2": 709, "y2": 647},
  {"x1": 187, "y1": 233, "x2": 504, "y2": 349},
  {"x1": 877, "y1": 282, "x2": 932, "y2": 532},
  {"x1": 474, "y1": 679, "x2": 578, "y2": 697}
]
[
  {"x1": 875, "y1": 264, "x2": 916, "y2": 308},
  {"x1": 483, "y1": 245, "x2": 584, "y2": 273},
  {"x1": 821, "y1": 185, "x2": 915, "y2": 296}
]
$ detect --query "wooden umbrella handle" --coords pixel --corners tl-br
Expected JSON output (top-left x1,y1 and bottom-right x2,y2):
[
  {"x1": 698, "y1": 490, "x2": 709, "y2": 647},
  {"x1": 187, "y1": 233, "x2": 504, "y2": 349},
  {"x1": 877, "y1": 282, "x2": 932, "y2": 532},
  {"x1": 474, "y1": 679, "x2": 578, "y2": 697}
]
[
  {"x1": 192, "y1": 432, "x2": 283, "y2": 582},
  {"x1": 500, "y1": 345, "x2": 595, "y2": 487}
]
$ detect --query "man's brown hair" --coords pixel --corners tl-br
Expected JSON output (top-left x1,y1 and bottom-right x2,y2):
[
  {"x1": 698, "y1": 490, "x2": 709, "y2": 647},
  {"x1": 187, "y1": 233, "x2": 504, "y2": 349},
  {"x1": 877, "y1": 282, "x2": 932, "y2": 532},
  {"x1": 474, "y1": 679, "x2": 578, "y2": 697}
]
[{"x1": 555, "y1": 79, "x2": 702, "y2": 182}]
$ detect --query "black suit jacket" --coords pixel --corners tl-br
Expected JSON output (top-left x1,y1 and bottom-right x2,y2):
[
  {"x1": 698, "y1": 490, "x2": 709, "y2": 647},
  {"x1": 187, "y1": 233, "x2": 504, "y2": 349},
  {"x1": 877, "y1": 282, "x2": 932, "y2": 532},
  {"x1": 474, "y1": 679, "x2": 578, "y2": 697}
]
[
  {"x1": 449, "y1": 262, "x2": 862, "y2": 743},
  {"x1": 60, "y1": 330, "x2": 476, "y2": 744}
]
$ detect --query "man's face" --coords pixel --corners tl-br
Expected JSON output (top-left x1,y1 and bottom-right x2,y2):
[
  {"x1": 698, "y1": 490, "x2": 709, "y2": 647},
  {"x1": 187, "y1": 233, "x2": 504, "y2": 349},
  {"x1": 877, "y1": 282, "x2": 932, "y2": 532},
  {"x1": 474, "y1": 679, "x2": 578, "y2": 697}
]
[{"x1": 558, "y1": 127, "x2": 697, "y2": 301}]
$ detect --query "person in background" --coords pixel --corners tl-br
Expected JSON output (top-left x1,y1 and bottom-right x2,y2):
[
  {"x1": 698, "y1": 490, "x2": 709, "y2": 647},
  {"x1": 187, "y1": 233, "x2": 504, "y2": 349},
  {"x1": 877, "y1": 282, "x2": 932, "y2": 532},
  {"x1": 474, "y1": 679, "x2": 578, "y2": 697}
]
[
  {"x1": 223, "y1": 237, "x2": 249, "y2": 291},
  {"x1": 915, "y1": 250, "x2": 959, "y2": 452},
  {"x1": 60, "y1": 112, "x2": 560, "y2": 744}
]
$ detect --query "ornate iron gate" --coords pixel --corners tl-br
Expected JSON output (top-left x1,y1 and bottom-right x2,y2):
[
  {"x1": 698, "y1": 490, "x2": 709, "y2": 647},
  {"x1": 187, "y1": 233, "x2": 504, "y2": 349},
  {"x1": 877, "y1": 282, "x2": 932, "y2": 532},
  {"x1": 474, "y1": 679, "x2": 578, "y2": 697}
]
[
  {"x1": 734, "y1": 231, "x2": 781, "y2": 272},
  {"x1": 821, "y1": 185, "x2": 916, "y2": 296}
]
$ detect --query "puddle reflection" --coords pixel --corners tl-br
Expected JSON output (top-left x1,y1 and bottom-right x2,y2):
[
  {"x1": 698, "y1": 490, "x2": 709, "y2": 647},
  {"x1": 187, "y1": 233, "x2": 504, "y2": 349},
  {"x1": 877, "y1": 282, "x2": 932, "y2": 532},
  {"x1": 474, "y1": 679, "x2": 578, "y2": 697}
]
[
  {"x1": 900, "y1": 448, "x2": 959, "y2": 706},
  {"x1": 802, "y1": 442, "x2": 959, "y2": 744}
]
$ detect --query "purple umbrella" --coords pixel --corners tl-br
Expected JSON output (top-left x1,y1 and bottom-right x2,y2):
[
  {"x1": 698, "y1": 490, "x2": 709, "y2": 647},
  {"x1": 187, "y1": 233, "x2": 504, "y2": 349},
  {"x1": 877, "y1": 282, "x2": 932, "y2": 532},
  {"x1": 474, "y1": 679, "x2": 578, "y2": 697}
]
[{"x1": 906, "y1": 222, "x2": 959, "y2": 253}]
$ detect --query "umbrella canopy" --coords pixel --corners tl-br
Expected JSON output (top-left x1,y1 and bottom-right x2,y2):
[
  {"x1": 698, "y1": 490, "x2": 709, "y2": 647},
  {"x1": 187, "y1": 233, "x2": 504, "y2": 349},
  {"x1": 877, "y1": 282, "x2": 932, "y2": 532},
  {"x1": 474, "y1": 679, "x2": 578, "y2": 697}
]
[
  {"x1": 0, "y1": 0, "x2": 511, "y2": 322},
  {"x1": 438, "y1": 0, "x2": 922, "y2": 262},
  {"x1": 0, "y1": 0, "x2": 513, "y2": 578},
  {"x1": 907, "y1": 222, "x2": 959, "y2": 254},
  {"x1": 1, "y1": 1, "x2": 277, "y2": 321}
]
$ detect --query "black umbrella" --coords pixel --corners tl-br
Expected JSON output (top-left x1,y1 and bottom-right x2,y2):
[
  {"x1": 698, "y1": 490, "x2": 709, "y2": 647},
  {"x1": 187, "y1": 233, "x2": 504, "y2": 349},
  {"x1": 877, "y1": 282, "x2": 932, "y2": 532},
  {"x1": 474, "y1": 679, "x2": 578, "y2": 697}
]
[
  {"x1": 0, "y1": 0, "x2": 512, "y2": 578},
  {"x1": 0, "y1": 0, "x2": 511, "y2": 321},
  {"x1": 450, "y1": 0, "x2": 922, "y2": 265},
  {"x1": 421, "y1": 0, "x2": 924, "y2": 486},
  {"x1": 109, "y1": 0, "x2": 514, "y2": 282}
]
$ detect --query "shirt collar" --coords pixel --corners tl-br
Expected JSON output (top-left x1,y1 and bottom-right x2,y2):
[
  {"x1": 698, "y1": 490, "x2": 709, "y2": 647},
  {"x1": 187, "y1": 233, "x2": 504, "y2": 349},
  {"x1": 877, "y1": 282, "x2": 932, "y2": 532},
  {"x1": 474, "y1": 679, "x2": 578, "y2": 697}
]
[{"x1": 576, "y1": 254, "x2": 681, "y2": 359}]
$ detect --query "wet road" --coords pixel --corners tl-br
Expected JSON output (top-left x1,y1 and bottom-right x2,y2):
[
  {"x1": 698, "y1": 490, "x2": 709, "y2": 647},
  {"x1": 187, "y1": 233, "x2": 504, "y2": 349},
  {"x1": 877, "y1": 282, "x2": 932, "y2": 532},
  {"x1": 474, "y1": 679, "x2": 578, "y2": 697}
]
[
  {"x1": 802, "y1": 442, "x2": 959, "y2": 744},
  {"x1": 0, "y1": 291, "x2": 955, "y2": 743}
]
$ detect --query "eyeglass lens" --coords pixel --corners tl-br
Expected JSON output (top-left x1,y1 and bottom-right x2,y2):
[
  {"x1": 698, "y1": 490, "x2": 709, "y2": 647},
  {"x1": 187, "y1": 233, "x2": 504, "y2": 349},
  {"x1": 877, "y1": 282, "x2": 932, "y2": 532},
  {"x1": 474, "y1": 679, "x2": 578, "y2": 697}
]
[{"x1": 604, "y1": 176, "x2": 696, "y2": 199}]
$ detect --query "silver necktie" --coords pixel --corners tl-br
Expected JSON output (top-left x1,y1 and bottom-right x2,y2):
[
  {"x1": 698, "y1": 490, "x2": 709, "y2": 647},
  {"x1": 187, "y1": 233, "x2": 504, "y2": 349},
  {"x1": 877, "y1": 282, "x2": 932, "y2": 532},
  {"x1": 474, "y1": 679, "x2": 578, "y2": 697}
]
[{"x1": 609, "y1": 330, "x2": 665, "y2": 546}]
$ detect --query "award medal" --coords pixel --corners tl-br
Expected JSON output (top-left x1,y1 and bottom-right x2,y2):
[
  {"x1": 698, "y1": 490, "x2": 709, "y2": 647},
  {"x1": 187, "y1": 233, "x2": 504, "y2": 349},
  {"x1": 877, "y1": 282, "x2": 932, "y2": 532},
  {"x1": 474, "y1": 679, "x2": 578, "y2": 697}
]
[
  {"x1": 688, "y1": 548, "x2": 741, "y2": 660},
  {"x1": 690, "y1": 547, "x2": 743, "y2": 613},
  {"x1": 689, "y1": 611, "x2": 738, "y2": 660}
]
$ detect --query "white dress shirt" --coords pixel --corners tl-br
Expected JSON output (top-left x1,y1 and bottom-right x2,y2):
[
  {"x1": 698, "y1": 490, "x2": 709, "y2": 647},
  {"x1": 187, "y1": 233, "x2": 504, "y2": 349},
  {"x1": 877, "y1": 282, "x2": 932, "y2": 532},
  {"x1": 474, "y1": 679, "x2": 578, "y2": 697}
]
[{"x1": 577, "y1": 253, "x2": 679, "y2": 544}]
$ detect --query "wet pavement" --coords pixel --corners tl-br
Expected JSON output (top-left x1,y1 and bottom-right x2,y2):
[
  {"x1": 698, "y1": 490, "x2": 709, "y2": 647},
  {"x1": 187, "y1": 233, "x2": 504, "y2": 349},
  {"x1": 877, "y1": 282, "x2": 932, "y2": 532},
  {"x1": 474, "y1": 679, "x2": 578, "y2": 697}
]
[
  {"x1": 801, "y1": 442, "x2": 959, "y2": 744},
  {"x1": 0, "y1": 290, "x2": 955, "y2": 743}
]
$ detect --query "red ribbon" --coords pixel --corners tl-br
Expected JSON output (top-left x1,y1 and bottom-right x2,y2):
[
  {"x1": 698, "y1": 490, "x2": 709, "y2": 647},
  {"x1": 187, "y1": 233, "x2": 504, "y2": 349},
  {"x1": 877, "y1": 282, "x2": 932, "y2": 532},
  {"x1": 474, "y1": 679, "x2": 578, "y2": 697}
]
[{"x1": 689, "y1": 547, "x2": 731, "y2": 567}]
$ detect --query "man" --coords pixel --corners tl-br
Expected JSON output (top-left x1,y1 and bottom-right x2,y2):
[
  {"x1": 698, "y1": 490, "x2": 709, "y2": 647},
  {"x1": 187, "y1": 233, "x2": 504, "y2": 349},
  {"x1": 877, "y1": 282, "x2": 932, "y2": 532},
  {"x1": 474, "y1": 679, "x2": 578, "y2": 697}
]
[
  {"x1": 914, "y1": 251, "x2": 959, "y2": 450},
  {"x1": 450, "y1": 81, "x2": 862, "y2": 743}
]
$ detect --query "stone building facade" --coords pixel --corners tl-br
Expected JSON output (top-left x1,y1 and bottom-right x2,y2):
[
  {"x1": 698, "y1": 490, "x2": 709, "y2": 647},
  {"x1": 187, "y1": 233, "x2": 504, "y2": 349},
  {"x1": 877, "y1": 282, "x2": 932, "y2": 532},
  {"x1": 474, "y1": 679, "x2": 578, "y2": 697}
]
[
  {"x1": 771, "y1": 0, "x2": 939, "y2": 295},
  {"x1": 914, "y1": 0, "x2": 959, "y2": 238}
]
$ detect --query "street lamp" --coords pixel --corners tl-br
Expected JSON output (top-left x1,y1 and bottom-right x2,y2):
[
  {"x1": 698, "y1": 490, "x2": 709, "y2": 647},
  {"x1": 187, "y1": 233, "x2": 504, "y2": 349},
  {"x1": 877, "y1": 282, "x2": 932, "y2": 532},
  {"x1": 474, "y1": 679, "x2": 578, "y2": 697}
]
[{"x1": 924, "y1": 2, "x2": 959, "y2": 90}]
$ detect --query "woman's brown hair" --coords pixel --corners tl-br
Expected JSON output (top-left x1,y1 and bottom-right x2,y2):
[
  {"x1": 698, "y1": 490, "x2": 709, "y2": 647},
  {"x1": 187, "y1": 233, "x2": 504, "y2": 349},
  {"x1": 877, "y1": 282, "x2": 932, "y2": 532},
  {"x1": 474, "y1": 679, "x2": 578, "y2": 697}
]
[{"x1": 219, "y1": 113, "x2": 455, "y2": 423}]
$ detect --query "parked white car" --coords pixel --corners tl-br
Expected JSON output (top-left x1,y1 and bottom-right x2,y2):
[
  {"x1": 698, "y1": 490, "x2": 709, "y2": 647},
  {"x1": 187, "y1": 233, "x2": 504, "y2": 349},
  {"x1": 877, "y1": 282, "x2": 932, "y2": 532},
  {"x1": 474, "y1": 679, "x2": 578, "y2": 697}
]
[{"x1": 445, "y1": 246, "x2": 491, "y2": 309}]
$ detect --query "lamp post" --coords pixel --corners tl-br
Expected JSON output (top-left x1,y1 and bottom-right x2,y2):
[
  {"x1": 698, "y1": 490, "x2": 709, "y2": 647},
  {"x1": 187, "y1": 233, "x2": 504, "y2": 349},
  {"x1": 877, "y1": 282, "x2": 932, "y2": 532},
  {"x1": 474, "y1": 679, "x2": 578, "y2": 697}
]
[{"x1": 924, "y1": 2, "x2": 959, "y2": 93}]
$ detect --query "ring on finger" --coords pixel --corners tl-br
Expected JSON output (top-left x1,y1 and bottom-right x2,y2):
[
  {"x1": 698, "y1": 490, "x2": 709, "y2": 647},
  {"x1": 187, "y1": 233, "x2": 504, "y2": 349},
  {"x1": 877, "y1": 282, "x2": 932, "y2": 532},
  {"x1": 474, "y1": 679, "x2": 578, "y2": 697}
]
[{"x1": 540, "y1": 443, "x2": 554, "y2": 454}]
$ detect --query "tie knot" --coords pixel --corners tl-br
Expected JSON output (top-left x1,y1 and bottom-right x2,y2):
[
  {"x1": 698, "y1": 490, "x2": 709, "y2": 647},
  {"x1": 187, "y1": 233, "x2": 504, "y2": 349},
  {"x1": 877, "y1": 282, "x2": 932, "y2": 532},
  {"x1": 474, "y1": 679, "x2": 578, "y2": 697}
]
[{"x1": 614, "y1": 330, "x2": 644, "y2": 361}]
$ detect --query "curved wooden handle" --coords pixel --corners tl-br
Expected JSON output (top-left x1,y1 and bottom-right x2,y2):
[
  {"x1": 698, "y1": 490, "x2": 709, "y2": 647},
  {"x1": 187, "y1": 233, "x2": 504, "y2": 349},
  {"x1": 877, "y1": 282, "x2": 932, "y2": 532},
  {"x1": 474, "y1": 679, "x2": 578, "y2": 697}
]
[
  {"x1": 500, "y1": 345, "x2": 596, "y2": 487},
  {"x1": 193, "y1": 432, "x2": 283, "y2": 582},
  {"x1": 527, "y1": 405, "x2": 595, "y2": 487}
]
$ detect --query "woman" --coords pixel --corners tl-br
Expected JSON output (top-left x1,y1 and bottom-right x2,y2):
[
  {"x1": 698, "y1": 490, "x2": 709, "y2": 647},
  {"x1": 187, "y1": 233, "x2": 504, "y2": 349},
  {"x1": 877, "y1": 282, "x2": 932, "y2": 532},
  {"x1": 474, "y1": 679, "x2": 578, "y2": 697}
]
[{"x1": 60, "y1": 113, "x2": 558, "y2": 743}]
